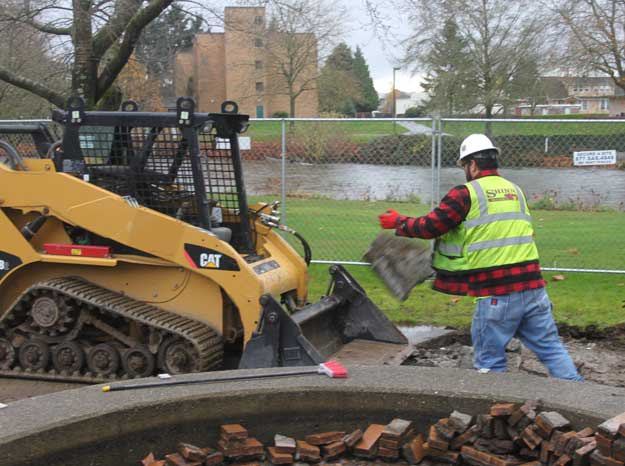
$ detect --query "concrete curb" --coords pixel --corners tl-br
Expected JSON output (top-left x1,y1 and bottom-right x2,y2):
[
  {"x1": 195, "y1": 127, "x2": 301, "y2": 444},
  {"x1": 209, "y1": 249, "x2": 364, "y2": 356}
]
[{"x1": 1, "y1": 366, "x2": 624, "y2": 466}]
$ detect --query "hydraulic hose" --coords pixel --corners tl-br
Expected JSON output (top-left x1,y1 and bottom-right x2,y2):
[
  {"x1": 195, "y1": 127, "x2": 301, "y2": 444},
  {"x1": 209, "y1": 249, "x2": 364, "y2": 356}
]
[
  {"x1": 292, "y1": 230, "x2": 312, "y2": 266},
  {"x1": 258, "y1": 213, "x2": 312, "y2": 266}
]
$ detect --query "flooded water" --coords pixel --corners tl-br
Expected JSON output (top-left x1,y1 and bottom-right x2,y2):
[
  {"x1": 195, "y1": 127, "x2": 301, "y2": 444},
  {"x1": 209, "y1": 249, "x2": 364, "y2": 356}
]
[{"x1": 242, "y1": 160, "x2": 625, "y2": 209}]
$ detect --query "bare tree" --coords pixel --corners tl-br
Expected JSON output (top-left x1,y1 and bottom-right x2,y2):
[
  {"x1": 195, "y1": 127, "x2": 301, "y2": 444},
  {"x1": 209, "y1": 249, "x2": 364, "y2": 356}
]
[
  {"x1": 551, "y1": 0, "x2": 625, "y2": 91},
  {"x1": 238, "y1": 0, "x2": 344, "y2": 117},
  {"x1": 0, "y1": 0, "x2": 176, "y2": 109},
  {"x1": 376, "y1": 0, "x2": 546, "y2": 118}
]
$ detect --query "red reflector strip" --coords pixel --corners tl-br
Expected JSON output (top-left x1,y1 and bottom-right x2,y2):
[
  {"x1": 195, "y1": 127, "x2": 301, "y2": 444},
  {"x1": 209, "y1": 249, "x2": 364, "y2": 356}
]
[{"x1": 43, "y1": 243, "x2": 111, "y2": 258}]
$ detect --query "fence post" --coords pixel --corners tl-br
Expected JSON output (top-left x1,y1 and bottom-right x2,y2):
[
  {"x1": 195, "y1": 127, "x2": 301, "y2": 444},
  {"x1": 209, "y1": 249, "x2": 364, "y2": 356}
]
[
  {"x1": 431, "y1": 117, "x2": 437, "y2": 209},
  {"x1": 437, "y1": 118, "x2": 443, "y2": 203},
  {"x1": 281, "y1": 118, "x2": 287, "y2": 225}
]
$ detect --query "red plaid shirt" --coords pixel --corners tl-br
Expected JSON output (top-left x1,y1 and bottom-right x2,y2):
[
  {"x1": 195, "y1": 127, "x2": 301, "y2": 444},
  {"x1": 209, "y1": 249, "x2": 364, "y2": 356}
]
[{"x1": 396, "y1": 170, "x2": 545, "y2": 297}]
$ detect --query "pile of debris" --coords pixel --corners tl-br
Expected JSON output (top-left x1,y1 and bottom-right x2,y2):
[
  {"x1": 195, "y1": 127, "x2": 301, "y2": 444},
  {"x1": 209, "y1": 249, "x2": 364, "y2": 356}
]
[{"x1": 140, "y1": 404, "x2": 625, "y2": 466}]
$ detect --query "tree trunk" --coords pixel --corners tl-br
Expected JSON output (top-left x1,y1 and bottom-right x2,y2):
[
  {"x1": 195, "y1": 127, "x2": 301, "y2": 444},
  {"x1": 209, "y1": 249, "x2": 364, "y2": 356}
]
[
  {"x1": 484, "y1": 102, "x2": 493, "y2": 137},
  {"x1": 72, "y1": 0, "x2": 98, "y2": 107}
]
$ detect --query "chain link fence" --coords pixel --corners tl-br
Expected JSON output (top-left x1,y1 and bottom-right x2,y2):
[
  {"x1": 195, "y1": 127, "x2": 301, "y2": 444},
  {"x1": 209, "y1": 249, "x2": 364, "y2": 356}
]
[
  {"x1": 243, "y1": 117, "x2": 625, "y2": 274},
  {"x1": 0, "y1": 116, "x2": 623, "y2": 273}
]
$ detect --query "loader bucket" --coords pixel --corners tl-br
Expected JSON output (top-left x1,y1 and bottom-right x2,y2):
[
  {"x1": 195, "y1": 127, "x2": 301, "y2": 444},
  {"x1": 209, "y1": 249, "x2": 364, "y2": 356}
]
[{"x1": 239, "y1": 265, "x2": 410, "y2": 369}]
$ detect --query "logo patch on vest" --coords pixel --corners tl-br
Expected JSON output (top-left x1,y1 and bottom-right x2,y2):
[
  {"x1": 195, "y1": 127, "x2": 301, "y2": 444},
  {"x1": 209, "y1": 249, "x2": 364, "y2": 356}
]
[{"x1": 485, "y1": 188, "x2": 518, "y2": 202}]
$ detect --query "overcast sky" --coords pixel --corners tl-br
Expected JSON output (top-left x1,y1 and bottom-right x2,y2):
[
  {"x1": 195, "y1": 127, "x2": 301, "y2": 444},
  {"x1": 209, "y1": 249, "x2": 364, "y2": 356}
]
[{"x1": 338, "y1": 1, "x2": 424, "y2": 95}]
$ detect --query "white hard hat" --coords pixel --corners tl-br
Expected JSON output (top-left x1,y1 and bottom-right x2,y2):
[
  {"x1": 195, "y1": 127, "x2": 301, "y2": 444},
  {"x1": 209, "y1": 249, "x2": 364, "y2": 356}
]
[{"x1": 459, "y1": 134, "x2": 499, "y2": 162}]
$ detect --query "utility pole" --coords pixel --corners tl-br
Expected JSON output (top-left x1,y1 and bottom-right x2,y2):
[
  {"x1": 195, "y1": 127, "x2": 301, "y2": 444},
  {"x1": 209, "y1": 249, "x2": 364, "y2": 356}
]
[{"x1": 392, "y1": 66, "x2": 401, "y2": 133}]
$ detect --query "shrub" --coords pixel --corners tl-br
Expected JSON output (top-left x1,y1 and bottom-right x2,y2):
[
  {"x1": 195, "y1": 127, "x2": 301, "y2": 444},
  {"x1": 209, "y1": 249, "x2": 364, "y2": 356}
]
[{"x1": 272, "y1": 111, "x2": 289, "y2": 118}]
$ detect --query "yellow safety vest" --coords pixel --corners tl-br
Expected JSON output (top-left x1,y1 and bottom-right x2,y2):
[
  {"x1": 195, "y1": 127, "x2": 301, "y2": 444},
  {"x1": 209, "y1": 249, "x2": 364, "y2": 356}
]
[{"x1": 432, "y1": 176, "x2": 539, "y2": 273}]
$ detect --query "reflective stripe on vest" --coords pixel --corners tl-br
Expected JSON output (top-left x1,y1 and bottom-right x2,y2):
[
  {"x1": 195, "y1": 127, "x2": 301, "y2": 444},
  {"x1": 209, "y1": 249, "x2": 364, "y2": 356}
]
[
  {"x1": 467, "y1": 235, "x2": 534, "y2": 252},
  {"x1": 436, "y1": 242, "x2": 463, "y2": 255},
  {"x1": 464, "y1": 180, "x2": 532, "y2": 228}
]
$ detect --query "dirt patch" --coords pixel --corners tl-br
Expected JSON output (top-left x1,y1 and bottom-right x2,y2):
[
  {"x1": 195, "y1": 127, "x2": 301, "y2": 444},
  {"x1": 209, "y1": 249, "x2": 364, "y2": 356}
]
[{"x1": 405, "y1": 327, "x2": 625, "y2": 387}]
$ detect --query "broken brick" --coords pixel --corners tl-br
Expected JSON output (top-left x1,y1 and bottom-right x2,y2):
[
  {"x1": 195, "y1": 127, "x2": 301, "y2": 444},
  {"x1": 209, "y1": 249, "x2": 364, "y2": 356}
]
[
  {"x1": 519, "y1": 448, "x2": 540, "y2": 460},
  {"x1": 380, "y1": 437, "x2": 401, "y2": 449},
  {"x1": 378, "y1": 446, "x2": 400, "y2": 460},
  {"x1": 165, "y1": 453, "x2": 202, "y2": 466},
  {"x1": 556, "y1": 432, "x2": 580, "y2": 456},
  {"x1": 598, "y1": 414, "x2": 625, "y2": 439},
  {"x1": 354, "y1": 424, "x2": 385, "y2": 458},
  {"x1": 267, "y1": 447, "x2": 293, "y2": 465},
  {"x1": 554, "y1": 455, "x2": 574, "y2": 466},
  {"x1": 322, "y1": 441, "x2": 346, "y2": 460},
  {"x1": 520, "y1": 462, "x2": 541, "y2": 466},
  {"x1": 295, "y1": 440, "x2": 320, "y2": 462},
  {"x1": 492, "y1": 404, "x2": 517, "y2": 417},
  {"x1": 204, "y1": 452, "x2": 224, "y2": 466},
  {"x1": 614, "y1": 438, "x2": 625, "y2": 462},
  {"x1": 509, "y1": 402, "x2": 539, "y2": 427},
  {"x1": 217, "y1": 437, "x2": 264, "y2": 458},
  {"x1": 536, "y1": 412, "x2": 572, "y2": 438},
  {"x1": 427, "y1": 446, "x2": 460, "y2": 464},
  {"x1": 436, "y1": 418, "x2": 458, "y2": 440},
  {"x1": 343, "y1": 429, "x2": 363, "y2": 449},
  {"x1": 591, "y1": 450, "x2": 625, "y2": 466},
  {"x1": 577, "y1": 428, "x2": 595, "y2": 438},
  {"x1": 521, "y1": 425, "x2": 543, "y2": 450},
  {"x1": 429, "y1": 424, "x2": 451, "y2": 451},
  {"x1": 403, "y1": 434, "x2": 426, "y2": 464},
  {"x1": 177, "y1": 443, "x2": 208, "y2": 462},
  {"x1": 274, "y1": 435, "x2": 296, "y2": 454},
  {"x1": 541, "y1": 441, "x2": 554, "y2": 464},
  {"x1": 596, "y1": 433, "x2": 614, "y2": 457},
  {"x1": 383, "y1": 418, "x2": 413, "y2": 439},
  {"x1": 143, "y1": 453, "x2": 157, "y2": 466},
  {"x1": 220, "y1": 424, "x2": 248, "y2": 441},
  {"x1": 449, "y1": 411, "x2": 474, "y2": 434},
  {"x1": 451, "y1": 425, "x2": 480, "y2": 450},
  {"x1": 574, "y1": 441, "x2": 597, "y2": 466},
  {"x1": 305, "y1": 431, "x2": 345, "y2": 446}
]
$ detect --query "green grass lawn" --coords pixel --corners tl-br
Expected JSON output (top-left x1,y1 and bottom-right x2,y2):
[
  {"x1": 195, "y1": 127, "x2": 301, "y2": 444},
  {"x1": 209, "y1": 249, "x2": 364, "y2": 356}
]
[
  {"x1": 440, "y1": 120, "x2": 625, "y2": 137},
  {"x1": 250, "y1": 195, "x2": 625, "y2": 329},
  {"x1": 246, "y1": 118, "x2": 625, "y2": 142},
  {"x1": 247, "y1": 120, "x2": 409, "y2": 142}
]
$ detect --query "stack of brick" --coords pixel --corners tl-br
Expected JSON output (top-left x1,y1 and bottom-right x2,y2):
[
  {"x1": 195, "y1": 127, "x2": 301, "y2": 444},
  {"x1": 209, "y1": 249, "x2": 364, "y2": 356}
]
[
  {"x1": 379, "y1": 419, "x2": 415, "y2": 461},
  {"x1": 217, "y1": 424, "x2": 264, "y2": 464},
  {"x1": 592, "y1": 413, "x2": 625, "y2": 466},
  {"x1": 457, "y1": 402, "x2": 600, "y2": 466},
  {"x1": 140, "y1": 408, "x2": 625, "y2": 466}
]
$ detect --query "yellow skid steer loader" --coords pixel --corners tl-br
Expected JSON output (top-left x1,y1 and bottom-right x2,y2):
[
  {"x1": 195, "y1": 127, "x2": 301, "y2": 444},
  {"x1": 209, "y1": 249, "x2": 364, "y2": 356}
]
[{"x1": 0, "y1": 98, "x2": 408, "y2": 383}]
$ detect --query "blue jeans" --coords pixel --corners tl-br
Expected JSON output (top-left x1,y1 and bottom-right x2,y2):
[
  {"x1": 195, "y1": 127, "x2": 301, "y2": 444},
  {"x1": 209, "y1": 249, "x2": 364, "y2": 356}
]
[{"x1": 471, "y1": 287, "x2": 583, "y2": 381}]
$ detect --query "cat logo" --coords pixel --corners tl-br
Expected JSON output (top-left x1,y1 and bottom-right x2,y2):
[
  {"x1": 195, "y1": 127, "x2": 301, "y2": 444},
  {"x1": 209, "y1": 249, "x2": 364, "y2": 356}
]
[{"x1": 199, "y1": 253, "x2": 222, "y2": 269}]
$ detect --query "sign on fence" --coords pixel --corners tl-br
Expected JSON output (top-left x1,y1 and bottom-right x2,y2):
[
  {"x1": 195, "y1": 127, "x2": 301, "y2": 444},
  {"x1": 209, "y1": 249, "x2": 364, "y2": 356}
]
[{"x1": 573, "y1": 150, "x2": 617, "y2": 166}]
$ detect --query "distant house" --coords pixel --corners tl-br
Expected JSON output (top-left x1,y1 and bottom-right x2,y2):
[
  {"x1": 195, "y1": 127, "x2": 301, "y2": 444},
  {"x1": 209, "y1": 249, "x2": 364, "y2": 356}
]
[
  {"x1": 377, "y1": 90, "x2": 425, "y2": 116},
  {"x1": 515, "y1": 76, "x2": 625, "y2": 116}
]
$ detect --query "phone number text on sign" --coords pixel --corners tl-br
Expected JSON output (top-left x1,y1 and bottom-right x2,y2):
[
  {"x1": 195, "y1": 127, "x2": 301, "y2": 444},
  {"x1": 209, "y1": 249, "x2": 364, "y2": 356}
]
[{"x1": 573, "y1": 150, "x2": 616, "y2": 166}]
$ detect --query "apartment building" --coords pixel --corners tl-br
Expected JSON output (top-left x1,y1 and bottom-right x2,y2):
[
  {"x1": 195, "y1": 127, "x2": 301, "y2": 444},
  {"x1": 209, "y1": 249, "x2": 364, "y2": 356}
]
[{"x1": 174, "y1": 7, "x2": 319, "y2": 117}]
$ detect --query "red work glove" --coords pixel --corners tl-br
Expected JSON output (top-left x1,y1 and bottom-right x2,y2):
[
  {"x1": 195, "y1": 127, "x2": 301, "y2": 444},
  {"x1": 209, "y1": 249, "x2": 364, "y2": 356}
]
[{"x1": 378, "y1": 209, "x2": 406, "y2": 229}]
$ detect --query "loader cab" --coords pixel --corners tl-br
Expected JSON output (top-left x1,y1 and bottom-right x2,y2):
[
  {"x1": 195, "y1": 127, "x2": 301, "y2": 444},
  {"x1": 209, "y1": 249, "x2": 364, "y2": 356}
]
[{"x1": 51, "y1": 97, "x2": 254, "y2": 253}]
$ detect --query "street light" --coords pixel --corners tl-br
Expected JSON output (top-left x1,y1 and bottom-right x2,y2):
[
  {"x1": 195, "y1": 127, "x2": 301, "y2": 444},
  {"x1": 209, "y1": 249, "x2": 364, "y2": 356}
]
[{"x1": 392, "y1": 66, "x2": 401, "y2": 118}]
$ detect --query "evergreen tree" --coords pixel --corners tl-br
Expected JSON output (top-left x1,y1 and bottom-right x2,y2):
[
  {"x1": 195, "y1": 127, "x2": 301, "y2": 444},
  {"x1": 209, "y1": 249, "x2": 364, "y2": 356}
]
[
  {"x1": 318, "y1": 42, "x2": 361, "y2": 115},
  {"x1": 352, "y1": 46, "x2": 379, "y2": 113},
  {"x1": 420, "y1": 18, "x2": 476, "y2": 115}
]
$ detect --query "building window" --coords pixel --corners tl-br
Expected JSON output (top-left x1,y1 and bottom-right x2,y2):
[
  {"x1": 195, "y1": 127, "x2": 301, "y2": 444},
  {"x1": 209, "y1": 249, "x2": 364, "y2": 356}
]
[
  {"x1": 254, "y1": 16, "x2": 264, "y2": 25},
  {"x1": 255, "y1": 60, "x2": 263, "y2": 70},
  {"x1": 256, "y1": 82, "x2": 264, "y2": 93},
  {"x1": 581, "y1": 100, "x2": 588, "y2": 111},
  {"x1": 601, "y1": 98, "x2": 609, "y2": 111},
  {"x1": 255, "y1": 38, "x2": 263, "y2": 48}
]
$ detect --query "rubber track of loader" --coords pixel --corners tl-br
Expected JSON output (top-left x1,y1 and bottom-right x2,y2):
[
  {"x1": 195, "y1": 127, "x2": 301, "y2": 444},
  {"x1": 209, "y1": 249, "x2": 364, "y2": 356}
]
[{"x1": 0, "y1": 277, "x2": 223, "y2": 384}]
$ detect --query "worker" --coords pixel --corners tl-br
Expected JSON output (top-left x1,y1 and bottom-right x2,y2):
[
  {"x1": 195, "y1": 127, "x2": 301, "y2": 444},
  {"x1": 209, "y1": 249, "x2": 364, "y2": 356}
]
[{"x1": 378, "y1": 134, "x2": 582, "y2": 381}]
